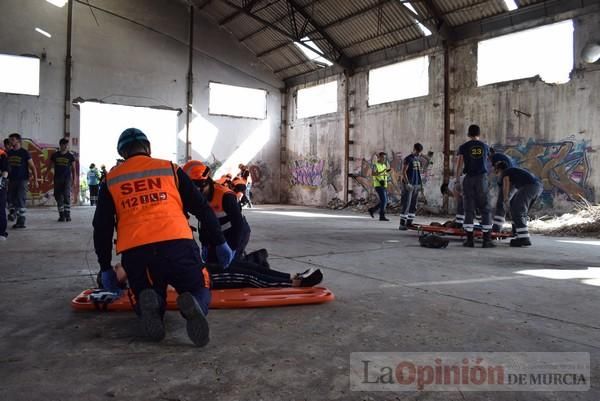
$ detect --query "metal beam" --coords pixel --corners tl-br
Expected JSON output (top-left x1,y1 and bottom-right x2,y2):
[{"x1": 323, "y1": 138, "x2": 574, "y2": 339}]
[
  {"x1": 398, "y1": 1, "x2": 439, "y2": 38},
  {"x1": 286, "y1": 0, "x2": 352, "y2": 69},
  {"x1": 420, "y1": 0, "x2": 455, "y2": 40},
  {"x1": 239, "y1": 0, "x2": 324, "y2": 42},
  {"x1": 221, "y1": 0, "x2": 348, "y2": 68},
  {"x1": 219, "y1": 0, "x2": 261, "y2": 25},
  {"x1": 256, "y1": 0, "x2": 398, "y2": 58},
  {"x1": 194, "y1": 0, "x2": 212, "y2": 10}
]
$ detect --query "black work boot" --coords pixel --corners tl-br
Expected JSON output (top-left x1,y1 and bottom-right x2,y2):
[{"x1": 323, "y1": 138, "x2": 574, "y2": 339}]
[
  {"x1": 368, "y1": 207, "x2": 375, "y2": 218},
  {"x1": 482, "y1": 231, "x2": 496, "y2": 248},
  {"x1": 58, "y1": 212, "x2": 65, "y2": 222},
  {"x1": 65, "y1": 211, "x2": 71, "y2": 222},
  {"x1": 510, "y1": 237, "x2": 532, "y2": 247},
  {"x1": 13, "y1": 216, "x2": 26, "y2": 229},
  {"x1": 7, "y1": 211, "x2": 16, "y2": 222},
  {"x1": 463, "y1": 232, "x2": 474, "y2": 247},
  {"x1": 177, "y1": 292, "x2": 210, "y2": 347},
  {"x1": 138, "y1": 289, "x2": 166, "y2": 342}
]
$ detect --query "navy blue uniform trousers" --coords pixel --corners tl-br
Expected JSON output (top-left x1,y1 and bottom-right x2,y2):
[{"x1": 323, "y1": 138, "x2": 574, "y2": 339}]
[{"x1": 121, "y1": 239, "x2": 211, "y2": 315}]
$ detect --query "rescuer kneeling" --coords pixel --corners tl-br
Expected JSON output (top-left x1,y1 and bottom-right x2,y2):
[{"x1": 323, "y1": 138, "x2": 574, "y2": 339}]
[{"x1": 92, "y1": 128, "x2": 234, "y2": 347}]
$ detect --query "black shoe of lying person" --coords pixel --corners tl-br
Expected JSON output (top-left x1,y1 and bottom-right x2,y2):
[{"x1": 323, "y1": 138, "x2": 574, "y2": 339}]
[{"x1": 299, "y1": 269, "x2": 323, "y2": 287}]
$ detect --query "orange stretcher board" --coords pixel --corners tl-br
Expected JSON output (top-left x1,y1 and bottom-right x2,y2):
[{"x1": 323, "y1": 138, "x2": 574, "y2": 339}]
[
  {"x1": 408, "y1": 224, "x2": 514, "y2": 239},
  {"x1": 71, "y1": 286, "x2": 335, "y2": 311}
]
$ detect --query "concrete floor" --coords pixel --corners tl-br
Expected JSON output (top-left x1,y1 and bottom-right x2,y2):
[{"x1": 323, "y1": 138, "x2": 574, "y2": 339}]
[{"x1": 0, "y1": 205, "x2": 598, "y2": 401}]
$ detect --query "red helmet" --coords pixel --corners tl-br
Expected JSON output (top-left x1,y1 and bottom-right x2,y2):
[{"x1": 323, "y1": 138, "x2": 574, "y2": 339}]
[{"x1": 183, "y1": 160, "x2": 210, "y2": 182}]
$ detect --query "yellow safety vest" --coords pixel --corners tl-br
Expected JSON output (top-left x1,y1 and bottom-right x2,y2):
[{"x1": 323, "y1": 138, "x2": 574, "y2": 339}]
[{"x1": 372, "y1": 162, "x2": 389, "y2": 188}]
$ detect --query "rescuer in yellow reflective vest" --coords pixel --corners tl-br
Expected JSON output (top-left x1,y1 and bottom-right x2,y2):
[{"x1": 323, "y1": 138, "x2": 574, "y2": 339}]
[
  {"x1": 92, "y1": 128, "x2": 234, "y2": 347},
  {"x1": 368, "y1": 152, "x2": 391, "y2": 221}
]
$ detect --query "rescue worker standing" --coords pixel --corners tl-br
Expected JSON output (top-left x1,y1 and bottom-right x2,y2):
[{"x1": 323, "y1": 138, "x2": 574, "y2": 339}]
[
  {"x1": 455, "y1": 125, "x2": 494, "y2": 248},
  {"x1": 87, "y1": 163, "x2": 100, "y2": 206},
  {"x1": 7, "y1": 133, "x2": 39, "y2": 229},
  {"x1": 495, "y1": 161, "x2": 543, "y2": 247},
  {"x1": 490, "y1": 148, "x2": 514, "y2": 231},
  {"x1": 93, "y1": 128, "x2": 234, "y2": 347},
  {"x1": 399, "y1": 143, "x2": 423, "y2": 230},
  {"x1": 50, "y1": 138, "x2": 76, "y2": 222},
  {"x1": 0, "y1": 144, "x2": 8, "y2": 240},
  {"x1": 368, "y1": 152, "x2": 391, "y2": 221}
]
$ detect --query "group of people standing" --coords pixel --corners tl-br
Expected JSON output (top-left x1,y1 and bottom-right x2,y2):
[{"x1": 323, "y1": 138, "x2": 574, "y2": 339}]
[
  {"x1": 0, "y1": 133, "x2": 113, "y2": 240},
  {"x1": 368, "y1": 124, "x2": 543, "y2": 247},
  {"x1": 0, "y1": 133, "x2": 40, "y2": 237},
  {"x1": 368, "y1": 142, "x2": 425, "y2": 230}
]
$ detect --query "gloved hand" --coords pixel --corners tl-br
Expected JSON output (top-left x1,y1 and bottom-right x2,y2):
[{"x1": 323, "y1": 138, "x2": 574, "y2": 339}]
[
  {"x1": 454, "y1": 180, "x2": 462, "y2": 194},
  {"x1": 216, "y1": 242, "x2": 234, "y2": 268},
  {"x1": 0, "y1": 176, "x2": 7, "y2": 191},
  {"x1": 101, "y1": 269, "x2": 121, "y2": 295}
]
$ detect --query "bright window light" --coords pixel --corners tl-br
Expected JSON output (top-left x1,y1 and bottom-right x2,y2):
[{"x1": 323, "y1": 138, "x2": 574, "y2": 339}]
[
  {"x1": 368, "y1": 55, "x2": 429, "y2": 106},
  {"x1": 0, "y1": 54, "x2": 40, "y2": 96},
  {"x1": 209, "y1": 82, "x2": 267, "y2": 119},
  {"x1": 416, "y1": 22, "x2": 432, "y2": 36},
  {"x1": 294, "y1": 37, "x2": 333, "y2": 67},
  {"x1": 80, "y1": 101, "x2": 179, "y2": 174},
  {"x1": 35, "y1": 27, "x2": 52, "y2": 38},
  {"x1": 502, "y1": 0, "x2": 518, "y2": 11},
  {"x1": 46, "y1": 0, "x2": 67, "y2": 7},
  {"x1": 297, "y1": 81, "x2": 338, "y2": 119},
  {"x1": 401, "y1": 2, "x2": 432, "y2": 36},
  {"x1": 477, "y1": 20, "x2": 573, "y2": 86}
]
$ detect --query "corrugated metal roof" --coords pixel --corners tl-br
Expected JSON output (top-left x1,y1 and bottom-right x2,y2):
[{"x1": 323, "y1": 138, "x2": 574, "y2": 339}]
[{"x1": 197, "y1": 0, "x2": 584, "y2": 81}]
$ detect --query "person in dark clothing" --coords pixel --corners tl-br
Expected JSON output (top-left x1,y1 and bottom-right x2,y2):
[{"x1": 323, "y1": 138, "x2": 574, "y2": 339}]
[
  {"x1": 93, "y1": 128, "x2": 234, "y2": 346},
  {"x1": 7, "y1": 133, "x2": 38, "y2": 229},
  {"x1": 495, "y1": 162, "x2": 543, "y2": 247},
  {"x1": 183, "y1": 160, "x2": 323, "y2": 289},
  {"x1": 455, "y1": 124, "x2": 494, "y2": 248},
  {"x1": 0, "y1": 144, "x2": 8, "y2": 240},
  {"x1": 50, "y1": 138, "x2": 76, "y2": 222},
  {"x1": 87, "y1": 163, "x2": 100, "y2": 206},
  {"x1": 490, "y1": 148, "x2": 514, "y2": 231},
  {"x1": 399, "y1": 143, "x2": 423, "y2": 230},
  {"x1": 99, "y1": 165, "x2": 107, "y2": 184}
]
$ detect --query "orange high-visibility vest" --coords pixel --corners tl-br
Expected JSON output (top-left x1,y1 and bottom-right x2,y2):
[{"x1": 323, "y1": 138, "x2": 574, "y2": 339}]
[
  {"x1": 209, "y1": 183, "x2": 236, "y2": 232},
  {"x1": 106, "y1": 155, "x2": 192, "y2": 253}
]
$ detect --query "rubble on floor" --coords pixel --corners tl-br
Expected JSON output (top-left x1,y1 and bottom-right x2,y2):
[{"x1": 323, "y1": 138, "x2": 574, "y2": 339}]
[{"x1": 529, "y1": 202, "x2": 600, "y2": 237}]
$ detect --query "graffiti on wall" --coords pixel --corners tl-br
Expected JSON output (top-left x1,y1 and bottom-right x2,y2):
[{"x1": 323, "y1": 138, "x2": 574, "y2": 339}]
[
  {"x1": 494, "y1": 138, "x2": 594, "y2": 206},
  {"x1": 289, "y1": 157, "x2": 326, "y2": 187},
  {"x1": 350, "y1": 151, "x2": 433, "y2": 203}
]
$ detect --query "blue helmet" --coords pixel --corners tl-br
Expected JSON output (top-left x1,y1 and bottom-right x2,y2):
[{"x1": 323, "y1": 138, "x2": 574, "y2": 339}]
[{"x1": 117, "y1": 128, "x2": 149, "y2": 156}]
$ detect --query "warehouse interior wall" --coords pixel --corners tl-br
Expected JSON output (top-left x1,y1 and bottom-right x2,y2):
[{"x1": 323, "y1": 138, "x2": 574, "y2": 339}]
[
  {"x1": 283, "y1": 7, "x2": 600, "y2": 214},
  {"x1": 0, "y1": 0, "x2": 283, "y2": 205}
]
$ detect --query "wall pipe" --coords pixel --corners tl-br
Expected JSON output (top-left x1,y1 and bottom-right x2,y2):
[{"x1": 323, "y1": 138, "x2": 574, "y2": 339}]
[
  {"x1": 64, "y1": 0, "x2": 73, "y2": 139},
  {"x1": 185, "y1": 4, "x2": 194, "y2": 161},
  {"x1": 442, "y1": 41, "x2": 450, "y2": 214}
]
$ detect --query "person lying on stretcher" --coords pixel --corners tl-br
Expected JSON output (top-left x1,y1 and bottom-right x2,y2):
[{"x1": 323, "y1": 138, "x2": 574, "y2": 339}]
[
  {"x1": 182, "y1": 160, "x2": 323, "y2": 289},
  {"x1": 110, "y1": 256, "x2": 322, "y2": 290}
]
